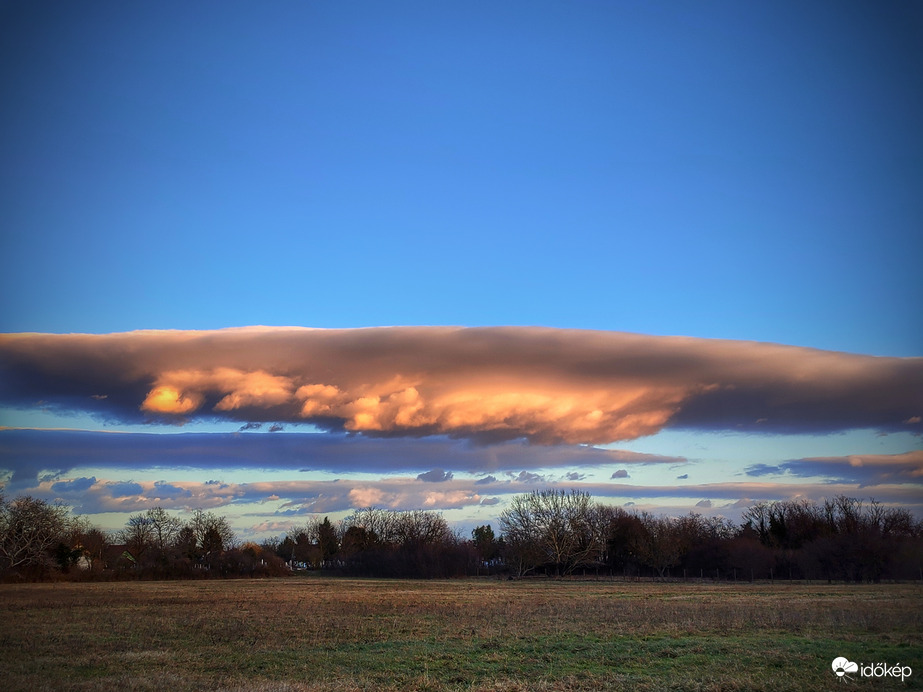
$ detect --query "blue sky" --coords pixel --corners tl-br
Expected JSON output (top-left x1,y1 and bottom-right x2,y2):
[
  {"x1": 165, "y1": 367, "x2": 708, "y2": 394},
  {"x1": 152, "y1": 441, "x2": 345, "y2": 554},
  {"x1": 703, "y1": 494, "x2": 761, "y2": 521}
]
[{"x1": 0, "y1": 1, "x2": 921, "y2": 538}]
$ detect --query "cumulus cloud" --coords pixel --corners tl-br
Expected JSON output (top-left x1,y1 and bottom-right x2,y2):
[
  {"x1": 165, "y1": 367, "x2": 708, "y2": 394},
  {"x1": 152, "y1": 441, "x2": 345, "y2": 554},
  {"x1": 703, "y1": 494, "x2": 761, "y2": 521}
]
[
  {"x1": 743, "y1": 464, "x2": 781, "y2": 477},
  {"x1": 417, "y1": 468, "x2": 454, "y2": 483},
  {"x1": 51, "y1": 476, "x2": 97, "y2": 493},
  {"x1": 142, "y1": 368, "x2": 295, "y2": 415},
  {"x1": 507, "y1": 471, "x2": 543, "y2": 483},
  {"x1": 271, "y1": 479, "x2": 490, "y2": 514},
  {"x1": 1, "y1": 327, "x2": 919, "y2": 445},
  {"x1": 150, "y1": 480, "x2": 189, "y2": 499},
  {"x1": 34, "y1": 476, "x2": 240, "y2": 514},
  {"x1": 611, "y1": 469, "x2": 630, "y2": 479},
  {"x1": 107, "y1": 481, "x2": 143, "y2": 497}
]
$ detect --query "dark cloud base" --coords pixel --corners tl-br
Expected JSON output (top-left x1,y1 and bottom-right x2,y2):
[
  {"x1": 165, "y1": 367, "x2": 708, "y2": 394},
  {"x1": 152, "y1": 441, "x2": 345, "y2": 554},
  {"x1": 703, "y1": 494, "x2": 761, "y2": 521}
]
[{"x1": 0, "y1": 428, "x2": 683, "y2": 488}]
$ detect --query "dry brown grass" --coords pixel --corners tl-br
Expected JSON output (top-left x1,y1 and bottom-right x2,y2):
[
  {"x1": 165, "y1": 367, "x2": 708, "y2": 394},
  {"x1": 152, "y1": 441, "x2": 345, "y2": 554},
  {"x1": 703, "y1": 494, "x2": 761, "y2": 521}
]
[{"x1": 1, "y1": 577, "x2": 921, "y2": 691}]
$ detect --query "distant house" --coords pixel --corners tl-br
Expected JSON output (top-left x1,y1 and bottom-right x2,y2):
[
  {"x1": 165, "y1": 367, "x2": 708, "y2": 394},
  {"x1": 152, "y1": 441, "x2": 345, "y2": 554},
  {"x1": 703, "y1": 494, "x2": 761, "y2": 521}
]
[{"x1": 103, "y1": 544, "x2": 136, "y2": 570}]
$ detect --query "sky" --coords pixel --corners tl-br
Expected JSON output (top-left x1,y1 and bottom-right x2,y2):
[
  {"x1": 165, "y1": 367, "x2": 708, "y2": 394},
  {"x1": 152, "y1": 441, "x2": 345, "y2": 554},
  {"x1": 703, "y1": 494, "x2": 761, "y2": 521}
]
[{"x1": 1, "y1": 1, "x2": 921, "y2": 540}]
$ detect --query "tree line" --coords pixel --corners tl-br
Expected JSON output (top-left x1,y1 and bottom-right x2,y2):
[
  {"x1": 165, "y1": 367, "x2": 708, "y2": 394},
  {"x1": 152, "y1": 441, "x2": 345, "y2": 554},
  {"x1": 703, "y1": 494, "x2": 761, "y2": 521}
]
[
  {"x1": 2, "y1": 490, "x2": 921, "y2": 582},
  {"x1": 0, "y1": 494, "x2": 288, "y2": 580},
  {"x1": 498, "y1": 490, "x2": 923, "y2": 582},
  {"x1": 263, "y1": 508, "x2": 477, "y2": 578}
]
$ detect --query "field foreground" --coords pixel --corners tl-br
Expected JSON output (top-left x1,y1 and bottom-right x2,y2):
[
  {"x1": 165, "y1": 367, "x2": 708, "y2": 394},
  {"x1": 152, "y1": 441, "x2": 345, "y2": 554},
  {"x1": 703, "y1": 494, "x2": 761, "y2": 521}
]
[{"x1": 1, "y1": 577, "x2": 921, "y2": 691}]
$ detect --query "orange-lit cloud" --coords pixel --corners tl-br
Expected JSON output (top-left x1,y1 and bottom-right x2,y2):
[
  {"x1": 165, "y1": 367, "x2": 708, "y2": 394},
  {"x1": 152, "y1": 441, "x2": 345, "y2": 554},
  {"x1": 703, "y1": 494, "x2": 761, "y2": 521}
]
[
  {"x1": 142, "y1": 368, "x2": 295, "y2": 414},
  {"x1": 1, "y1": 326, "x2": 920, "y2": 444}
]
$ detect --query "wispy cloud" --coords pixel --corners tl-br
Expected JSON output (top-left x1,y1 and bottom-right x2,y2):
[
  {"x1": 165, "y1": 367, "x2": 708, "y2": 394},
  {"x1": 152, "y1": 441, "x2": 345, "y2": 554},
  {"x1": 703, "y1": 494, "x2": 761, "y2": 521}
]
[
  {"x1": 2, "y1": 327, "x2": 920, "y2": 444},
  {"x1": 568, "y1": 479, "x2": 923, "y2": 506},
  {"x1": 744, "y1": 450, "x2": 923, "y2": 486}
]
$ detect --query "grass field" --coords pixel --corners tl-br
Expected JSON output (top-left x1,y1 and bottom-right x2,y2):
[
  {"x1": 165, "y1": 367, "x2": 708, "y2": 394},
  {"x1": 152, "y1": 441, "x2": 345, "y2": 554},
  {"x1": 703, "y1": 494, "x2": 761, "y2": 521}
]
[{"x1": 1, "y1": 577, "x2": 921, "y2": 691}]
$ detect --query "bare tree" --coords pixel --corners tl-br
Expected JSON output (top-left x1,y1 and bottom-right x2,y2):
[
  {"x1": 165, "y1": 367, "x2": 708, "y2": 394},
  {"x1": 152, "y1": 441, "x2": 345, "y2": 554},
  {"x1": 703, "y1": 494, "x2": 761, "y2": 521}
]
[
  {"x1": 119, "y1": 512, "x2": 155, "y2": 561},
  {"x1": 742, "y1": 502, "x2": 771, "y2": 545},
  {"x1": 393, "y1": 510, "x2": 452, "y2": 546},
  {"x1": 500, "y1": 489, "x2": 601, "y2": 576},
  {"x1": 633, "y1": 513, "x2": 684, "y2": 579},
  {"x1": 188, "y1": 509, "x2": 235, "y2": 554},
  {"x1": 146, "y1": 507, "x2": 181, "y2": 553},
  {"x1": 0, "y1": 495, "x2": 73, "y2": 574},
  {"x1": 599, "y1": 505, "x2": 646, "y2": 574},
  {"x1": 344, "y1": 507, "x2": 398, "y2": 545}
]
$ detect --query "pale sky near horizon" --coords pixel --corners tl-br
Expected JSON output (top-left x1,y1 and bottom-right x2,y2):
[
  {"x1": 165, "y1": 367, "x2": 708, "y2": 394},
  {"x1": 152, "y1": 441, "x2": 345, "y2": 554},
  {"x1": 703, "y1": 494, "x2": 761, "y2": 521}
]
[{"x1": 1, "y1": 1, "x2": 921, "y2": 539}]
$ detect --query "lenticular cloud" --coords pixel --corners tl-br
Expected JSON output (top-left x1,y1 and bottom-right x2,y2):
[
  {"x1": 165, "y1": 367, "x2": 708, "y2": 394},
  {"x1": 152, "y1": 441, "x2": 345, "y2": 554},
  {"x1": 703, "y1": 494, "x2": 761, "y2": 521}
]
[{"x1": 0, "y1": 326, "x2": 920, "y2": 444}]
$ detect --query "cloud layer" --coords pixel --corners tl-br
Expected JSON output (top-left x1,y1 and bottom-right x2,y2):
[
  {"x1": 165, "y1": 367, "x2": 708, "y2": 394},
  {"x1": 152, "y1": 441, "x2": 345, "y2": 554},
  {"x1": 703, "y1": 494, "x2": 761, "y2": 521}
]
[
  {"x1": 745, "y1": 450, "x2": 923, "y2": 487},
  {"x1": 20, "y1": 466, "x2": 923, "y2": 523},
  {"x1": 1, "y1": 327, "x2": 921, "y2": 444},
  {"x1": 0, "y1": 428, "x2": 680, "y2": 487},
  {"x1": 4, "y1": 428, "x2": 919, "y2": 531}
]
